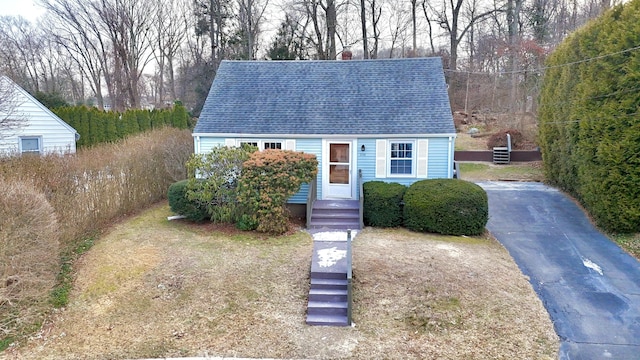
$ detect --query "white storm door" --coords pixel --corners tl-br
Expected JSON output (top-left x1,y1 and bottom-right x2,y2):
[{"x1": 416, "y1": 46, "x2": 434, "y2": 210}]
[{"x1": 325, "y1": 141, "x2": 353, "y2": 199}]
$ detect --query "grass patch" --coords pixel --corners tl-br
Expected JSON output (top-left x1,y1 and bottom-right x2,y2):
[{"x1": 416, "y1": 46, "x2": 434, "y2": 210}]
[
  {"x1": 459, "y1": 161, "x2": 544, "y2": 182},
  {"x1": 406, "y1": 294, "x2": 464, "y2": 333},
  {"x1": 10, "y1": 205, "x2": 558, "y2": 360},
  {"x1": 50, "y1": 236, "x2": 96, "y2": 308},
  {"x1": 0, "y1": 337, "x2": 14, "y2": 352},
  {"x1": 611, "y1": 233, "x2": 640, "y2": 260}
]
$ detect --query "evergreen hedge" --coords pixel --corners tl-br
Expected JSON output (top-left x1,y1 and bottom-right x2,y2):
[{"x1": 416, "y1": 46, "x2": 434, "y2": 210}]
[
  {"x1": 53, "y1": 104, "x2": 191, "y2": 148},
  {"x1": 363, "y1": 181, "x2": 406, "y2": 227},
  {"x1": 403, "y1": 179, "x2": 488, "y2": 236},
  {"x1": 538, "y1": 0, "x2": 640, "y2": 232}
]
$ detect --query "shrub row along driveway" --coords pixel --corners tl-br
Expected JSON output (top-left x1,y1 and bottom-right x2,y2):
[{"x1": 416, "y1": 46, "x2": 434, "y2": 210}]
[{"x1": 479, "y1": 182, "x2": 640, "y2": 359}]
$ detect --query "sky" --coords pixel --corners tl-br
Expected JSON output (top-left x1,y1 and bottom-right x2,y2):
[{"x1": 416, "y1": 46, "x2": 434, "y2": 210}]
[{"x1": 0, "y1": 0, "x2": 46, "y2": 22}]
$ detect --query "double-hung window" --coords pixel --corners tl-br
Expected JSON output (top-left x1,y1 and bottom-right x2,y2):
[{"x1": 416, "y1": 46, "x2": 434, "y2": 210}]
[
  {"x1": 389, "y1": 141, "x2": 414, "y2": 175},
  {"x1": 20, "y1": 137, "x2": 42, "y2": 155},
  {"x1": 239, "y1": 141, "x2": 259, "y2": 149},
  {"x1": 263, "y1": 142, "x2": 282, "y2": 150},
  {"x1": 238, "y1": 140, "x2": 283, "y2": 151}
]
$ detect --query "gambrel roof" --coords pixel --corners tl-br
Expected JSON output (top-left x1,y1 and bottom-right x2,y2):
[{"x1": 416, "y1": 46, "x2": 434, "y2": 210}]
[{"x1": 194, "y1": 58, "x2": 454, "y2": 136}]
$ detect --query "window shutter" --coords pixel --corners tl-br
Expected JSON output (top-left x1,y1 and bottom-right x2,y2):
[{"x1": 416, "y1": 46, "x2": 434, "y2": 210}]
[
  {"x1": 224, "y1": 138, "x2": 236, "y2": 147},
  {"x1": 416, "y1": 139, "x2": 429, "y2": 178},
  {"x1": 284, "y1": 140, "x2": 296, "y2": 150},
  {"x1": 375, "y1": 140, "x2": 387, "y2": 178}
]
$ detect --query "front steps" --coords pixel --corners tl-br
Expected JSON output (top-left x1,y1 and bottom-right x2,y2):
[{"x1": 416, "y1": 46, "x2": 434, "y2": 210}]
[
  {"x1": 493, "y1": 147, "x2": 510, "y2": 164},
  {"x1": 306, "y1": 240, "x2": 351, "y2": 326},
  {"x1": 308, "y1": 200, "x2": 361, "y2": 230},
  {"x1": 493, "y1": 132, "x2": 512, "y2": 164}
]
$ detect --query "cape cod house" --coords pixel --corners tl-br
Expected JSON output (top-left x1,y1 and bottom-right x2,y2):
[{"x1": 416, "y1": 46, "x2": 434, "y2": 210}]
[
  {"x1": 0, "y1": 76, "x2": 79, "y2": 156},
  {"x1": 192, "y1": 57, "x2": 456, "y2": 228}
]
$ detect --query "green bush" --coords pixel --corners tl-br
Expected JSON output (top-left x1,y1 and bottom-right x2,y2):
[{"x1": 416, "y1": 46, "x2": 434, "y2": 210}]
[
  {"x1": 363, "y1": 181, "x2": 406, "y2": 227},
  {"x1": 238, "y1": 150, "x2": 317, "y2": 235},
  {"x1": 168, "y1": 180, "x2": 209, "y2": 222},
  {"x1": 185, "y1": 145, "x2": 255, "y2": 223},
  {"x1": 403, "y1": 179, "x2": 488, "y2": 236},
  {"x1": 538, "y1": 0, "x2": 640, "y2": 233},
  {"x1": 235, "y1": 214, "x2": 259, "y2": 231}
]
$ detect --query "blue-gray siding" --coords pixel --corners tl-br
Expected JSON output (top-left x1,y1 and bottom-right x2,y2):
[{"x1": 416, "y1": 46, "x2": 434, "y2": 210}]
[
  {"x1": 194, "y1": 135, "x2": 454, "y2": 203},
  {"x1": 289, "y1": 138, "x2": 322, "y2": 203}
]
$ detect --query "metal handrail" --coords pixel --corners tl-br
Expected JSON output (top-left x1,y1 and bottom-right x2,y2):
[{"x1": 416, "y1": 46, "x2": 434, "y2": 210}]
[
  {"x1": 305, "y1": 174, "x2": 317, "y2": 228},
  {"x1": 347, "y1": 229, "x2": 353, "y2": 325},
  {"x1": 358, "y1": 169, "x2": 364, "y2": 229}
]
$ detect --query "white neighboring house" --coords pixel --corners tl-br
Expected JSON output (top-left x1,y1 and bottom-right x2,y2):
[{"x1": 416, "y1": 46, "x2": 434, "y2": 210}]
[{"x1": 0, "y1": 76, "x2": 79, "y2": 156}]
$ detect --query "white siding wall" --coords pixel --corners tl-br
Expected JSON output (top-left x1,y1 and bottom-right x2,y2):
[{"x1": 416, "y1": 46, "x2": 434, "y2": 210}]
[{"x1": 0, "y1": 79, "x2": 77, "y2": 155}]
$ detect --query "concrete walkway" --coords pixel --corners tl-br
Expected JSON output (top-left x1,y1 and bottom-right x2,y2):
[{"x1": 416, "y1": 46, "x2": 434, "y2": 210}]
[{"x1": 478, "y1": 182, "x2": 640, "y2": 360}]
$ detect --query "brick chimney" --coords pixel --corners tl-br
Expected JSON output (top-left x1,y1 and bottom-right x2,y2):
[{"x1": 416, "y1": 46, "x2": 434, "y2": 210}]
[{"x1": 341, "y1": 47, "x2": 352, "y2": 60}]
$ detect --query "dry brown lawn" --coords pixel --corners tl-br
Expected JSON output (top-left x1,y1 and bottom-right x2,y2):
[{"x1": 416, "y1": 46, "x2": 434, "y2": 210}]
[{"x1": 4, "y1": 204, "x2": 558, "y2": 360}]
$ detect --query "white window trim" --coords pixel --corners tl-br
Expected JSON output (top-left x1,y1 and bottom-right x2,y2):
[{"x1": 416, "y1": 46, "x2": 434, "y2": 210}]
[
  {"x1": 387, "y1": 140, "x2": 416, "y2": 177},
  {"x1": 19, "y1": 136, "x2": 42, "y2": 155},
  {"x1": 234, "y1": 139, "x2": 293, "y2": 151}
]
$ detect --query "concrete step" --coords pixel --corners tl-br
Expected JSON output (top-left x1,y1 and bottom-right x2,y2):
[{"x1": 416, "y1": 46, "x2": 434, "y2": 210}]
[
  {"x1": 309, "y1": 288, "x2": 348, "y2": 302},
  {"x1": 306, "y1": 313, "x2": 349, "y2": 326},
  {"x1": 307, "y1": 300, "x2": 348, "y2": 316},
  {"x1": 309, "y1": 217, "x2": 360, "y2": 226},
  {"x1": 310, "y1": 271, "x2": 347, "y2": 280},
  {"x1": 312, "y1": 200, "x2": 359, "y2": 210},
  {"x1": 310, "y1": 278, "x2": 349, "y2": 290},
  {"x1": 311, "y1": 209, "x2": 359, "y2": 219}
]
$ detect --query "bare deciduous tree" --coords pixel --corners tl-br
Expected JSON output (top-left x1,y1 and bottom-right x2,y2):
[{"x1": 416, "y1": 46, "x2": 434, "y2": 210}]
[
  {"x1": 425, "y1": 0, "x2": 498, "y2": 70},
  {"x1": 0, "y1": 77, "x2": 26, "y2": 140},
  {"x1": 154, "y1": 0, "x2": 188, "y2": 105},
  {"x1": 237, "y1": 0, "x2": 270, "y2": 59}
]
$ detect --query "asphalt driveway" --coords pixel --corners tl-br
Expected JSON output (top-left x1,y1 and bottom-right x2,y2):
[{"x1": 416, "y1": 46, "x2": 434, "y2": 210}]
[{"x1": 478, "y1": 182, "x2": 640, "y2": 360}]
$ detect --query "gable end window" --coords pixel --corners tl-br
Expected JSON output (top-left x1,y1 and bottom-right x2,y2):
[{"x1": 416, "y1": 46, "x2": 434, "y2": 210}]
[
  {"x1": 389, "y1": 141, "x2": 414, "y2": 176},
  {"x1": 20, "y1": 137, "x2": 42, "y2": 155}
]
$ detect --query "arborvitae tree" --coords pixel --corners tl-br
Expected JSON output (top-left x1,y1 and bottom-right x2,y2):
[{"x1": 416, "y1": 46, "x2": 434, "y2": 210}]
[
  {"x1": 123, "y1": 110, "x2": 140, "y2": 135},
  {"x1": 116, "y1": 112, "x2": 127, "y2": 139},
  {"x1": 137, "y1": 110, "x2": 151, "y2": 132},
  {"x1": 87, "y1": 109, "x2": 100, "y2": 145},
  {"x1": 171, "y1": 104, "x2": 190, "y2": 129},
  {"x1": 104, "y1": 111, "x2": 119, "y2": 142},
  {"x1": 150, "y1": 109, "x2": 162, "y2": 129},
  {"x1": 53, "y1": 105, "x2": 188, "y2": 148},
  {"x1": 74, "y1": 108, "x2": 90, "y2": 148},
  {"x1": 539, "y1": 0, "x2": 640, "y2": 233}
]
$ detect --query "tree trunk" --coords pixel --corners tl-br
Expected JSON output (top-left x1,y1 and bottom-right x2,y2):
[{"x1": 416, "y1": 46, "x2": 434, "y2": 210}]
[
  {"x1": 411, "y1": 0, "x2": 417, "y2": 56},
  {"x1": 360, "y1": 0, "x2": 368, "y2": 59},
  {"x1": 326, "y1": 0, "x2": 337, "y2": 59}
]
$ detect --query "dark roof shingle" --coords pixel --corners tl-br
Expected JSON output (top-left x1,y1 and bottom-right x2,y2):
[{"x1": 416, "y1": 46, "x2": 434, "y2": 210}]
[{"x1": 194, "y1": 58, "x2": 454, "y2": 135}]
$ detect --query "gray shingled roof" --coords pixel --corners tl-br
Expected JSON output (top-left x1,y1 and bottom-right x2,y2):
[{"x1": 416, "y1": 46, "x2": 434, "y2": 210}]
[{"x1": 194, "y1": 58, "x2": 454, "y2": 135}]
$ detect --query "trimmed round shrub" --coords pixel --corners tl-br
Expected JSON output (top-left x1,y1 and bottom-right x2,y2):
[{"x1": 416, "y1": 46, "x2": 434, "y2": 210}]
[
  {"x1": 403, "y1": 179, "x2": 488, "y2": 236},
  {"x1": 167, "y1": 180, "x2": 209, "y2": 222},
  {"x1": 363, "y1": 181, "x2": 407, "y2": 227}
]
